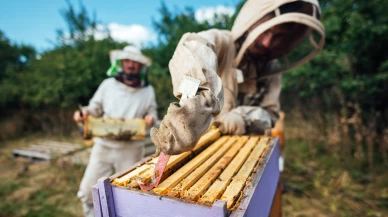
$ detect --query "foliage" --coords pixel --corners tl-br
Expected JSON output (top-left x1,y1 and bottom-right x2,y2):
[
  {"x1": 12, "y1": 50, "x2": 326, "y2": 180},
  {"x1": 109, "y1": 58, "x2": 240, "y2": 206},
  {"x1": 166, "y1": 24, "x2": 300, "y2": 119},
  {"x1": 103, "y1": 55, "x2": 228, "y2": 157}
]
[
  {"x1": 0, "y1": 31, "x2": 36, "y2": 108},
  {"x1": 19, "y1": 38, "x2": 127, "y2": 108},
  {"x1": 282, "y1": 0, "x2": 388, "y2": 114},
  {"x1": 0, "y1": 2, "x2": 127, "y2": 110},
  {"x1": 280, "y1": 1, "x2": 388, "y2": 164}
]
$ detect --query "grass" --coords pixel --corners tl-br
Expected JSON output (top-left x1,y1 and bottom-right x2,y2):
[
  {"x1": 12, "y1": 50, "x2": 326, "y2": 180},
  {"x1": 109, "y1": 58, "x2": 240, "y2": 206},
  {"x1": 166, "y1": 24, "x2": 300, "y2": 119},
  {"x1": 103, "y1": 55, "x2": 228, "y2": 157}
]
[
  {"x1": 0, "y1": 135, "x2": 85, "y2": 217},
  {"x1": 282, "y1": 138, "x2": 388, "y2": 217}
]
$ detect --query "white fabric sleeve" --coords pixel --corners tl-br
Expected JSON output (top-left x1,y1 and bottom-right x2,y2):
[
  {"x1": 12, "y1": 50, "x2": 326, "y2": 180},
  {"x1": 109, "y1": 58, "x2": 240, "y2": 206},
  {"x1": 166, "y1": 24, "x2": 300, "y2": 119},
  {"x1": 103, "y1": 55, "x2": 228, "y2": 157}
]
[
  {"x1": 83, "y1": 80, "x2": 106, "y2": 117},
  {"x1": 146, "y1": 86, "x2": 158, "y2": 120},
  {"x1": 168, "y1": 30, "x2": 233, "y2": 115},
  {"x1": 259, "y1": 74, "x2": 282, "y2": 124}
]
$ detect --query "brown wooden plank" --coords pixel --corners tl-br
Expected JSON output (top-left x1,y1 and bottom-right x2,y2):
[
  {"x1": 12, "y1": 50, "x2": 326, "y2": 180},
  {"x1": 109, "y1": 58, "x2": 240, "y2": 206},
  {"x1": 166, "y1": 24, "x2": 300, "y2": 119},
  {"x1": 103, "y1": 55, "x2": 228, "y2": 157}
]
[
  {"x1": 164, "y1": 128, "x2": 221, "y2": 171},
  {"x1": 129, "y1": 152, "x2": 208, "y2": 188},
  {"x1": 166, "y1": 136, "x2": 240, "y2": 198},
  {"x1": 132, "y1": 129, "x2": 221, "y2": 188},
  {"x1": 36, "y1": 142, "x2": 82, "y2": 152},
  {"x1": 28, "y1": 145, "x2": 76, "y2": 155},
  {"x1": 220, "y1": 137, "x2": 269, "y2": 209},
  {"x1": 14, "y1": 144, "x2": 79, "y2": 158},
  {"x1": 39, "y1": 141, "x2": 82, "y2": 149},
  {"x1": 153, "y1": 136, "x2": 230, "y2": 195},
  {"x1": 31, "y1": 144, "x2": 76, "y2": 151},
  {"x1": 22, "y1": 147, "x2": 52, "y2": 153},
  {"x1": 182, "y1": 137, "x2": 248, "y2": 201},
  {"x1": 31, "y1": 142, "x2": 82, "y2": 150},
  {"x1": 12, "y1": 149, "x2": 52, "y2": 160},
  {"x1": 128, "y1": 155, "x2": 188, "y2": 188},
  {"x1": 198, "y1": 136, "x2": 259, "y2": 205},
  {"x1": 130, "y1": 168, "x2": 153, "y2": 187},
  {"x1": 109, "y1": 155, "x2": 154, "y2": 180},
  {"x1": 112, "y1": 158, "x2": 158, "y2": 187},
  {"x1": 269, "y1": 180, "x2": 282, "y2": 217}
]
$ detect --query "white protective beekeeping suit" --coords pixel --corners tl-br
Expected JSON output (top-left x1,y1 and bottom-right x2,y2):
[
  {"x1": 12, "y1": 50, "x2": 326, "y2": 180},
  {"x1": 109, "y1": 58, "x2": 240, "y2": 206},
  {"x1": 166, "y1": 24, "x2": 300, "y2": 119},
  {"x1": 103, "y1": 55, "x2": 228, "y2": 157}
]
[
  {"x1": 151, "y1": 0, "x2": 325, "y2": 155},
  {"x1": 78, "y1": 46, "x2": 157, "y2": 217}
]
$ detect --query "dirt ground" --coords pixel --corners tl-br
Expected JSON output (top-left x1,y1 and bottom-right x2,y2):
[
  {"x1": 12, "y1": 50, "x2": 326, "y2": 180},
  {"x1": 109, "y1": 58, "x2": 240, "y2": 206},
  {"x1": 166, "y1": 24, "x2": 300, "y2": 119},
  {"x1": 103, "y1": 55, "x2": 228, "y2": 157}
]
[{"x1": 0, "y1": 135, "x2": 387, "y2": 217}]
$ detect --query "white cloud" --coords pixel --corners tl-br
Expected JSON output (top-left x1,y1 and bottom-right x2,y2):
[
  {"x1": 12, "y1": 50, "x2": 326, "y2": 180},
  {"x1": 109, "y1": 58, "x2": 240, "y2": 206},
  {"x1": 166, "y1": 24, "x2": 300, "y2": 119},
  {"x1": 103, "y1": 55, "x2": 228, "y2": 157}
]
[
  {"x1": 62, "y1": 23, "x2": 155, "y2": 47},
  {"x1": 93, "y1": 23, "x2": 156, "y2": 47},
  {"x1": 108, "y1": 23, "x2": 156, "y2": 46},
  {"x1": 92, "y1": 24, "x2": 109, "y2": 40},
  {"x1": 195, "y1": 5, "x2": 235, "y2": 23}
]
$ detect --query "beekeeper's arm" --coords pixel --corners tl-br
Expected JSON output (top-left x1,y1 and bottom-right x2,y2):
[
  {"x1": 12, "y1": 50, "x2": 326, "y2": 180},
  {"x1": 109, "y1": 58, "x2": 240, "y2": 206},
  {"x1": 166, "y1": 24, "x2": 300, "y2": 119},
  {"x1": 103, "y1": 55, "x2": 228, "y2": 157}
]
[
  {"x1": 145, "y1": 86, "x2": 158, "y2": 127},
  {"x1": 217, "y1": 74, "x2": 281, "y2": 135},
  {"x1": 151, "y1": 29, "x2": 233, "y2": 155},
  {"x1": 83, "y1": 80, "x2": 107, "y2": 117},
  {"x1": 74, "y1": 80, "x2": 106, "y2": 122}
]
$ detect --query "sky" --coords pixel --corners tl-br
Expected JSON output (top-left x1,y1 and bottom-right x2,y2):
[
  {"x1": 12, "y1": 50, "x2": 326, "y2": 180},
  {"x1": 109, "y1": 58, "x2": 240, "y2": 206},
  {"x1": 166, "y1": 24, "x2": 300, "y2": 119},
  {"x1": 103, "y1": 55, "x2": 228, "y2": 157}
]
[{"x1": 0, "y1": 0, "x2": 239, "y2": 52}]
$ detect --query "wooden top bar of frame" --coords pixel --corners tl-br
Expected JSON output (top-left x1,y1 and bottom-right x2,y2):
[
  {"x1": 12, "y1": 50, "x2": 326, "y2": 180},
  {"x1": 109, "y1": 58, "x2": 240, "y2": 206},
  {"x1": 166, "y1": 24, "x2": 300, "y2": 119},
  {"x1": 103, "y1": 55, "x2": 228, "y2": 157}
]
[
  {"x1": 220, "y1": 137, "x2": 269, "y2": 209},
  {"x1": 153, "y1": 136, "x2": 230, "y2": 195},
  {"x1": 197, "y1": 136, "x2": 260, "y2": 205},
  {"x1": 113, "y1": 129, "x2": 220, "y2": 188},
  {"x1": 125, "y1": 129, "x2": 221, "y2": 188},
  {"x1": 182, "y1": 136, "x2": 249, "y2": 201},
  {"x1": 166, "y1": 136, "x2": 241, "y2": 198}
]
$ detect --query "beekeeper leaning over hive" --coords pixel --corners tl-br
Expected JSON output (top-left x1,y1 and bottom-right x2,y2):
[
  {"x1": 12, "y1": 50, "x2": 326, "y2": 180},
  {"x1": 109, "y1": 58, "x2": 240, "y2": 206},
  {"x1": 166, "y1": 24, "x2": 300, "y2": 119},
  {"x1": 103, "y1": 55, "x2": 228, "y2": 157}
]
[
  {"x1": 73, "y1": 46, "x2": 157, "y2": 217},
  {"x1": 152, "y1": 0, "x2": 325, "y2": 155}
]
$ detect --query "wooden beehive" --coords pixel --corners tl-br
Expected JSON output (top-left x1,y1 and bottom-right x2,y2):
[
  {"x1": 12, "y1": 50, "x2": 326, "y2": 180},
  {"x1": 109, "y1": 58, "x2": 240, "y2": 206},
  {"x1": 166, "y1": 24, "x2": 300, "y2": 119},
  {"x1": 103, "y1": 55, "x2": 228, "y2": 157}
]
[{"x1": 92, "y1": 129, "x2": 280, "y2": 217}]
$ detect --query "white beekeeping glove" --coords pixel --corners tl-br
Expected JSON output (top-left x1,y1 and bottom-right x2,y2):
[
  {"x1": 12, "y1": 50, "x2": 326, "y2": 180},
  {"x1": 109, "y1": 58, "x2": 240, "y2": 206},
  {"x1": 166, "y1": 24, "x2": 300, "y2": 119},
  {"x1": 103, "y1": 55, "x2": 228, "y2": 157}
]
[
  {"x1": 151, "y1": 90, "x2": 220, "y2": 155},
  {"x1": 215, "y1": 111, "x2": 246, "y2": 135}
]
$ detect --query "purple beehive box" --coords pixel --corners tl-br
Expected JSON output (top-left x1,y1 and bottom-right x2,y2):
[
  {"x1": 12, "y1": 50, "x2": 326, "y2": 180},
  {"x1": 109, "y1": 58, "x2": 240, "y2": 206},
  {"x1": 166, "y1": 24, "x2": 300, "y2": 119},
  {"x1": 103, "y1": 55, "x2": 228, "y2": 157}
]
[{"x1": 93, "y1": 137, "x2": 280, "y2": 217}]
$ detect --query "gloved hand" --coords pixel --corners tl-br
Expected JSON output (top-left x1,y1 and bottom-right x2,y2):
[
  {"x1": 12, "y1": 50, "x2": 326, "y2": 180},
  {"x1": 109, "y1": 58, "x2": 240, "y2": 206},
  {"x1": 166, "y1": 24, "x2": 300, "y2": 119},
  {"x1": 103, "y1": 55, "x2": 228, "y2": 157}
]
[
  {"x1": 151, "y1": 90, "x2": 219, "y2": 155},
  {"x1": 214, "y1": 111, "x2": 246, "y2": 135},
  {"x1": 152, "y1": 32, "x2": 224, "y2": 155}
]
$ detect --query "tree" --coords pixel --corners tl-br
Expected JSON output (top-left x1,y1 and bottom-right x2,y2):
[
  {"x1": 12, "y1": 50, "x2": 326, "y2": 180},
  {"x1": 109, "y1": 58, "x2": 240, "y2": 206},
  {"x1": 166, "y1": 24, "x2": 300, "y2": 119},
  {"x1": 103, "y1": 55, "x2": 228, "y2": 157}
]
[
  {"x1": 14, "y1": 1, "x2": 127, "y2": 108},
  {"x1": 0, "y1": 31, "x2": 36, "y2": 109},
  {"x1": 282, "y1": 0, "x2": 388, "y2": 114}
]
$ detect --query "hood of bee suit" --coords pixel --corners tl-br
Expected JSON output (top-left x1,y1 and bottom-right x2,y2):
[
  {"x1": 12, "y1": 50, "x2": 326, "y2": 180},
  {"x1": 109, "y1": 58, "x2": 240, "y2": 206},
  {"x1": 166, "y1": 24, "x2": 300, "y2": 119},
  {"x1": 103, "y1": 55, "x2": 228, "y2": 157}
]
[
  {"x1": 231, "y1": 0, "x2": 325, "y2": 78},
  {"x1": 106, "y1": 45, "x2": 152, "y2": 77}
]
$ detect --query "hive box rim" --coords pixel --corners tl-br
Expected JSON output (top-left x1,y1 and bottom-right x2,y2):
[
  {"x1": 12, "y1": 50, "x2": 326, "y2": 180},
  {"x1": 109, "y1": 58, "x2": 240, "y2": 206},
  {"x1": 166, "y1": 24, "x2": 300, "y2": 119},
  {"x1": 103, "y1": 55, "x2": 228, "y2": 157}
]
[{"x1": 92, "y1": 136, "x2": 280, "y2": 217}]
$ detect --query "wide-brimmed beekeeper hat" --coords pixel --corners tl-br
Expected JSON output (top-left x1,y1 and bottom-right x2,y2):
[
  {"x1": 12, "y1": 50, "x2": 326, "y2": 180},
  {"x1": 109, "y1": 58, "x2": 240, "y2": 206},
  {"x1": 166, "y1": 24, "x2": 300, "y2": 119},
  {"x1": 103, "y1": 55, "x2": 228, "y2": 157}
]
[
  {"x1": 106, "y1": 45, "x2": 152, "y2": 76},
  {"x1": 232, "y1": 0, "x2": 325, "y2": 78}
]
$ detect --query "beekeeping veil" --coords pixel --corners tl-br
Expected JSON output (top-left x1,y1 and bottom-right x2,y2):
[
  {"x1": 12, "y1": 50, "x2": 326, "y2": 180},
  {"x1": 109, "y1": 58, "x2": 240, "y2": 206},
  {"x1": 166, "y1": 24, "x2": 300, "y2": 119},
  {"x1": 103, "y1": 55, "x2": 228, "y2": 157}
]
[
  {"x1": 231, "y1": 0, "x2": 325, "y2": 78},
  {"x1": 106, "y1": 45, "x2": 152, "y2": 77}
]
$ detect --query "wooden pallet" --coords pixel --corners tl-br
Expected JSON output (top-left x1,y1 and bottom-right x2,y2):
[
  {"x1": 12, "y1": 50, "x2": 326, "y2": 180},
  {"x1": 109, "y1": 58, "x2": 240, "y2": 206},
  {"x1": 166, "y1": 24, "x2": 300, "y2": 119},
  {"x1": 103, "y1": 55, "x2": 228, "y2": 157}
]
[{"x1": 12, "y1": 140, "x2": 83, "y2": 161}]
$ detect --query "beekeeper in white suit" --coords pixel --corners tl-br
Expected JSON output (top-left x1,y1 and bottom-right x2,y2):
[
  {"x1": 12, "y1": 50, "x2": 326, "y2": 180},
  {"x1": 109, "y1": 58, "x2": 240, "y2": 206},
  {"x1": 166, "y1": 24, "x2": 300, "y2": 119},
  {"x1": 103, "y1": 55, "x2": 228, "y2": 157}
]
[
  {"x1": 73, "y1": 46, "x2": 158, "y2": 217},
  {"x1": 151, "y1": 0, "x2": 325, "y2": 155}
]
